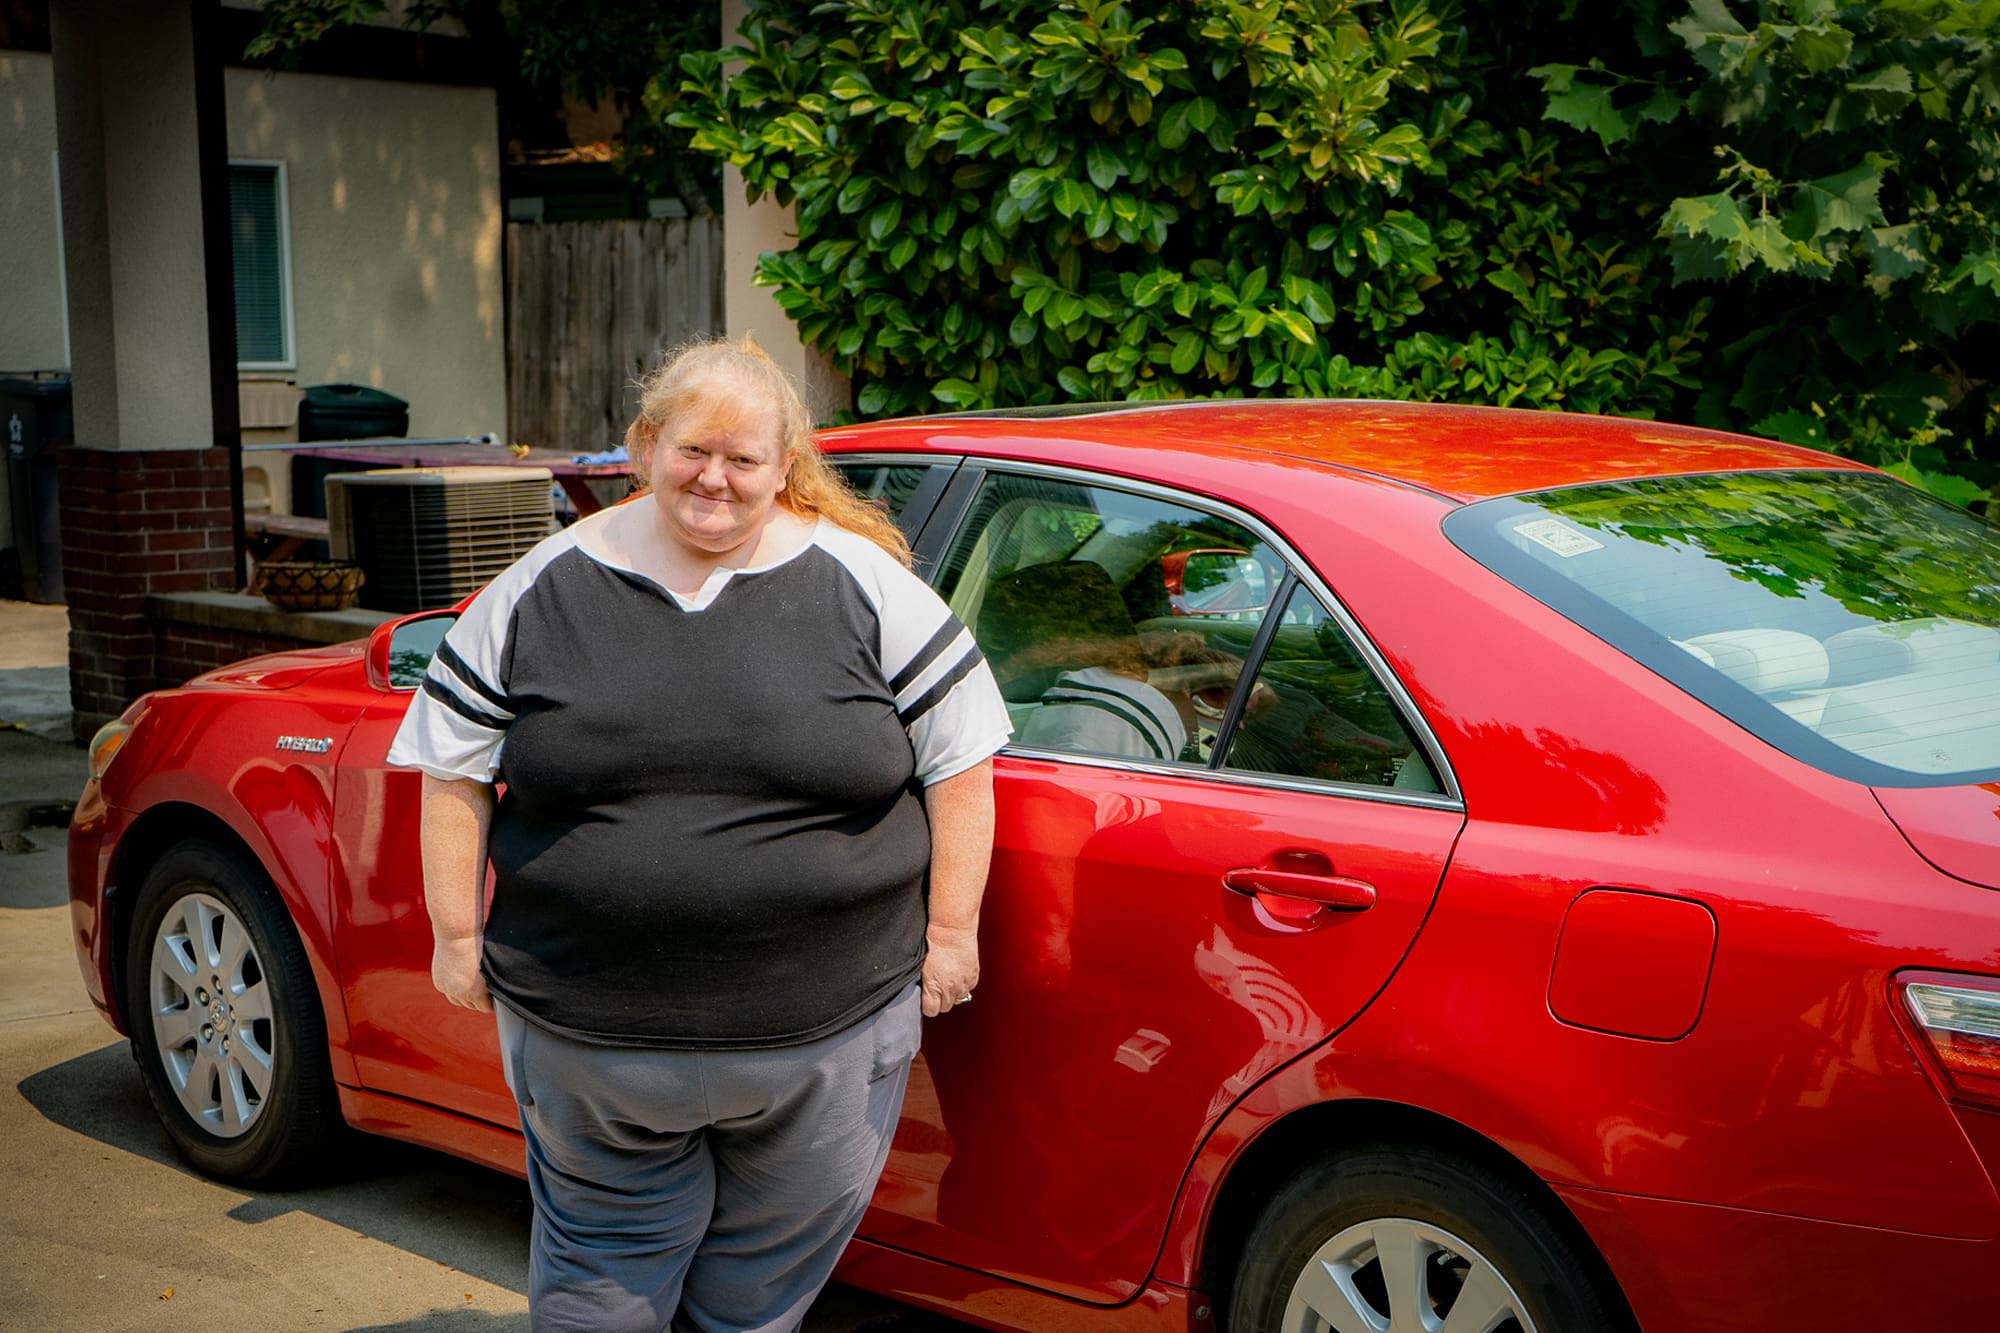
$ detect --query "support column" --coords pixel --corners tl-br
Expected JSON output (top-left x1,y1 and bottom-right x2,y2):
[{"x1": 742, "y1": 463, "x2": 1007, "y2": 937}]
[
  {"x1": 50, "y1": 0, "x2": 241, "y2": 739},
  {"x1": 720, "y1": 0, "x2": 849, "y2": 423}
]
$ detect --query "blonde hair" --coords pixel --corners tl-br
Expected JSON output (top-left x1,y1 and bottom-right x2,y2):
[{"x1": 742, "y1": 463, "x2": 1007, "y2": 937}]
[{"x1": 623, "y1": 335, "x2": 911, "y2": 567}]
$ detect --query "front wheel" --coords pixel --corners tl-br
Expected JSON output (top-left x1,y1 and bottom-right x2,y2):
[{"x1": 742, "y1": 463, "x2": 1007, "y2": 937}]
[
  {"x1": 1229, "y1": 1145, "x2": 1626, "y2": 1333},
  {"x1": 123, "y1": 839, "x2": 341, "y2": 1186}
]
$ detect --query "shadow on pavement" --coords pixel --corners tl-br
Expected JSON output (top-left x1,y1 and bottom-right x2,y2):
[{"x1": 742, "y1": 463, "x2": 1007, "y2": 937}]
[
  {"x1": 18, "y1": 1039, "x2": 532, "y2": 1295},
  {"x1": 347, "y1": 1306, "x2": 529, "y2": 1331}
]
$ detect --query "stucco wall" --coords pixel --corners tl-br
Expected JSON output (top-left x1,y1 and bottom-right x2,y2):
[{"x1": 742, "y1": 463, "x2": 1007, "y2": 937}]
[
  {"x1": 0, "y1": 53, "x2": 67, "y2": 375},
  {"x1": 0, "y1": 56, "x2": 503, "y2": 435},
  {"x1": 227, "y1": 68, "x2": 504, "y2": 439}
]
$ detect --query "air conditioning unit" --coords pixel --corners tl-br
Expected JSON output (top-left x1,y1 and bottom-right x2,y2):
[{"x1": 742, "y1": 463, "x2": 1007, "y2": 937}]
[{"x1": 326, "y1": 466, "x2": 556, "y2": 612}]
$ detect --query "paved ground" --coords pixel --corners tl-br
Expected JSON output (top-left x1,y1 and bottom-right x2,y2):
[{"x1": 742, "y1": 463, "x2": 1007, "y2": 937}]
[{"x1": 0, "y1": 599, "x2": 974, "y2": 1333}]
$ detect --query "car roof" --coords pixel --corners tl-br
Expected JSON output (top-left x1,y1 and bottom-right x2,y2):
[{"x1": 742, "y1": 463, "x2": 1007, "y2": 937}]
[{"x1": 827, "y1": 399, "x2": 1869, "y2": 503}]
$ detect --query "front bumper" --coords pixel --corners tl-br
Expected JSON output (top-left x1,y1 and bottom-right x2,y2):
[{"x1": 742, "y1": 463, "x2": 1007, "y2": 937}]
[{"x1": 65, "y1": 778, "x2": 120, "y2": 1030}]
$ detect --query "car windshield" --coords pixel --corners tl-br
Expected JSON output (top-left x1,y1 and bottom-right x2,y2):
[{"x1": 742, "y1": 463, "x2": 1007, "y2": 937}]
[{"x1": 1444, "y1": 470, "x2": 2000, "y2": 787}]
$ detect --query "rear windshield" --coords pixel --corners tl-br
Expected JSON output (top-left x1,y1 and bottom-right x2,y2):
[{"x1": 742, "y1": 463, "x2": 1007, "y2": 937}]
[{"x1": 1444, "y1": 471, "x2": 2000, "y2": 787}]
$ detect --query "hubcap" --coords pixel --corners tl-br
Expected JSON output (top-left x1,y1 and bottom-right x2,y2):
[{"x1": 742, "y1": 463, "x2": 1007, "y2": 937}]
[
  {"x1": 147, "y1": 892, "x2": 275, "y2": 1139},
  {"x1": 1282, "y1": 1216, "x2": 1538, "y2": 1333}
]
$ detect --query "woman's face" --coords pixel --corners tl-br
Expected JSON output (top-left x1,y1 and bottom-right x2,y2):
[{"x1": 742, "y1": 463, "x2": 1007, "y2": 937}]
[{"x1": 648, "y1": 400, "x2": 789, "y2": 558}]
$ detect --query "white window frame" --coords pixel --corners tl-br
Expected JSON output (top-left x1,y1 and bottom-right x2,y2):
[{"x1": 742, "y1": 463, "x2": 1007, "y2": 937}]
[{"x1": 230, "y1": 158, "x2": 297, "y2": 372}]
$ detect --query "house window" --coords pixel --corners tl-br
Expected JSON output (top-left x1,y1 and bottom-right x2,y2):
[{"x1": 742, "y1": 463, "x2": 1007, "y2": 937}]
[{"x1": 229, "y1": 162, "x2": 294, "y2": 369}]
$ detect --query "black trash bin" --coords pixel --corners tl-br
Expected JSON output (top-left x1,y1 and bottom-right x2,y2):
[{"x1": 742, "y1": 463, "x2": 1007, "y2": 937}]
[
  {"x1": 1, "y1": 375, "x2": 74, "y2": 604},
  {"x1": 298, "y1": 383, "x2": 409, "y2": 442},
  {"x1": 293, "y1": 384, "x2": 410, "y2": 520}
]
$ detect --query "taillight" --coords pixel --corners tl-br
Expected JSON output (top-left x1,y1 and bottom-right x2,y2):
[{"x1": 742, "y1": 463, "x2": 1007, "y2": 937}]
[{"x1": 1894, "y1": 971, "x2": 2000, "y2": 1112}]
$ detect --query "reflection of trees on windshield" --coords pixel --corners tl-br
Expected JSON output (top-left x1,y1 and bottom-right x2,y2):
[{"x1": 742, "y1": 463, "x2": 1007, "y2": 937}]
[{"x1": 1540, "y1": 473, "x2": 2000, "y2": 627}]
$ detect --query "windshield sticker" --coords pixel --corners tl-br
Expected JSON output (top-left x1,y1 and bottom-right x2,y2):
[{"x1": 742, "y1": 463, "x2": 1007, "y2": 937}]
[{"x1": 1514, "y1": 518, "x2": 1605, "y2": 558}]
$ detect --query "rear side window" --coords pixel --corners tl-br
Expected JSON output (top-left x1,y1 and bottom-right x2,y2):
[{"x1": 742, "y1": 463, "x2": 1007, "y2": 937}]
[{"x1": 1445, "y1": 471, "x2": 2000, "y2": 785}]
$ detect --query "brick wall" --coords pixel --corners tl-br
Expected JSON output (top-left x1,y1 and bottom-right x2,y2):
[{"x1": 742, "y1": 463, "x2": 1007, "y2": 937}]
[
  {"x1": 58, "y1": 445, "x2": 237, "y2": 737},
  {"x1": 154, "y1": 622, "x2": 315, "y2": 688}
]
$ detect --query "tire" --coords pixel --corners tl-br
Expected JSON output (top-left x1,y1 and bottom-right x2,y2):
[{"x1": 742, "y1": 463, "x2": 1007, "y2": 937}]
[
  {"x1": 1229, "y1": 1144, "x2": 1626, "y2": 1333},
  {"x1": 122, "y1": 839, "x2": 341, "y2": 1186}
]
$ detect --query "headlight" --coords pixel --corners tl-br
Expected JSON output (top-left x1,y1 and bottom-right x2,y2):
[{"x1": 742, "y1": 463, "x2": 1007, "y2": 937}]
[{"x1": 86, "y1": 719, "x2": 132, "y2": 781}]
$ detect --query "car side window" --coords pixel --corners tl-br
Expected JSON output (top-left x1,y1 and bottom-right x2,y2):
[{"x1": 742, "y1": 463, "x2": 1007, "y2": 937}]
[
  {"x1": 936, "y1": 472, "x2": 1281, "y2": 766},
  {"x1": 833, "y1": 463, "x2": 938, "y2": 524},
  {"x1": 1221, "y1": 585, "x2": 1440, "y2": 792}
]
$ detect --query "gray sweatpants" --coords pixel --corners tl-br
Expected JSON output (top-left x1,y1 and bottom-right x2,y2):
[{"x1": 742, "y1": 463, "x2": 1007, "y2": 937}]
[{"x1": 494, "y1": 984, "x2": 922, "y2": 1333}]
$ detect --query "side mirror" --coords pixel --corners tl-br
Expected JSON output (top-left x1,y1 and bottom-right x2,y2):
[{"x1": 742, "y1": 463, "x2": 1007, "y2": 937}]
[
  {"x1": 366, "y1": 612, "x2": 457, "y2": 692},
  {"x1": 1163, "y1": 547, "x2": 1274, "y2": 619}
]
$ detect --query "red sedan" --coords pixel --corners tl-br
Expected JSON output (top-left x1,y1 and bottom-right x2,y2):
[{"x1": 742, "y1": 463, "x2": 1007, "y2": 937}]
[{"x1": 69, "y1": 402, "x2": 2000, "y2": 1333}]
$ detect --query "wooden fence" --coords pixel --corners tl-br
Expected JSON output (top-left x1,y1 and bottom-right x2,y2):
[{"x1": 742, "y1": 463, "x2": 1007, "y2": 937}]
[{"x1": 505, "y1": 217, "x2": 724, "y2": 456}]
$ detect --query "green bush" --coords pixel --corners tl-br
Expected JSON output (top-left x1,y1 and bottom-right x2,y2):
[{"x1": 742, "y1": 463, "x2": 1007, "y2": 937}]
[{"x1": 673, "y1": 0, "x2": 1996, "y2": 505}]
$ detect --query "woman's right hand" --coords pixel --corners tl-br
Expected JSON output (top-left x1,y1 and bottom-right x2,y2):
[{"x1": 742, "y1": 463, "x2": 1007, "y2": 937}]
[{"x1": 432, "y1": 935, "x2": 492, "y2": 1011}]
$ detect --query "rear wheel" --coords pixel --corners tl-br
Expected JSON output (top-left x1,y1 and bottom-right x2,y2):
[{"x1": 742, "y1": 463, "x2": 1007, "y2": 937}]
[
  {"x1": 1229, "y1": 1145, "x2": 1624, "y2": 1333},
  {"x1": 123, "y1": 839, "x2": 340, "y2": 1186}
]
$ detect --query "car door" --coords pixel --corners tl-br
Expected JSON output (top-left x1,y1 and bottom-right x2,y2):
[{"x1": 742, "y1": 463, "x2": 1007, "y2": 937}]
[
  {"x1": 859, "y1": 465, "x2": 1467, "y2": 1302},
  {"x1": 330, "y1": 465, "x2": 958, "y2": 1126},
  {"x1": 332, "y1": 613, "x2": 521, "y2": 1124}
]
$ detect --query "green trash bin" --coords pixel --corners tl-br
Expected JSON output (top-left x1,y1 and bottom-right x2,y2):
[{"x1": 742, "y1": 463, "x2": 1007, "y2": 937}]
[{"x1": 294, "y1": 384, "x2": 410, "y2": 521}]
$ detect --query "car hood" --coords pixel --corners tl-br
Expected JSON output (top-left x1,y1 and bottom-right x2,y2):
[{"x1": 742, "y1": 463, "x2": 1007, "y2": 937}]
[
  {"x1": 1874, "y1": 783, "x2": 2000, "y2": 890},
  {"x1": 187, "y1": 639, "x2": 366, "y2": 691}
]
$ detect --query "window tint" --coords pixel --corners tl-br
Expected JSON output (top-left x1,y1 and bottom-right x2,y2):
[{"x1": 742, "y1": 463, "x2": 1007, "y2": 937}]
[
  {"x1": 1221, "y1": 586, "x2": 1440, "y2": 793},
  {"x1": 938, "y1": 473, "x2": 1280, "y2": 766},
  {"x1": 833, "y1": 464, "x2": 935, "y2": 522}
]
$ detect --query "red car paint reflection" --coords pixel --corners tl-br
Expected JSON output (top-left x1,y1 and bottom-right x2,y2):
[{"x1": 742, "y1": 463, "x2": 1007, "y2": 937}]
[{"x1": 70, "y1": 402, "x2": 2000, "y2": 1333}]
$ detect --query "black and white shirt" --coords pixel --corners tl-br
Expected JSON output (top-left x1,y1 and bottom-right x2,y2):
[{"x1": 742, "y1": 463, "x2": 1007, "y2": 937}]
[{"x1": 387, "y1": 514, "x2": 1012, "y2": 1049}]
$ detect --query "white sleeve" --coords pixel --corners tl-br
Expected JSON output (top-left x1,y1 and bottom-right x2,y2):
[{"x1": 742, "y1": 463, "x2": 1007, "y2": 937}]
[
  {"x1": 384, "y1": 529, "x2": 576, "y2": 783},
  {"x1": 820, "y1": 526, "x2": 1013, "y2": 783}
]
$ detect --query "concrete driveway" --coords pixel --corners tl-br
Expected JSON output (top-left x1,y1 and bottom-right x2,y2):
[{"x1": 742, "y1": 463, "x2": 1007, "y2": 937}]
[{"x1": 0, "y1": 610, "x2": 978, "y2": 1332}]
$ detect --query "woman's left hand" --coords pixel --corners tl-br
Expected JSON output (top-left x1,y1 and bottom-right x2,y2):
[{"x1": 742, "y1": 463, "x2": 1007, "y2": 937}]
[{"x1": 922, "y1": 921, "x2": 980, "y2": 1017}]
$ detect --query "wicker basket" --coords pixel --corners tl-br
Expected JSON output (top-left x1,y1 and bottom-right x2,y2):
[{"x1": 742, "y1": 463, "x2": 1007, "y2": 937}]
[{"x1": 252, "y1": 560, "x2": 366, "y2": 613}]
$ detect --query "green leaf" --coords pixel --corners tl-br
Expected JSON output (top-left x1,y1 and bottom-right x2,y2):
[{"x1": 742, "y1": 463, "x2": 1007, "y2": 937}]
[
  {"x1": 1307, "y1": 224, "x2": 1340, "y2": 252},
  {"x1": 1665, "y1": 192, "x2": 1746, "y2": 243},
  {"x1": 1269, "y1": 309, "x2": 1317, "y2": 344},
  {"x1": 1169, "y1": 331, "x2": 1202, "y2": 374},
  {"x1": 1526, "y1": 63, "x2": 1581, "y2": 92},
  {"x1": 1788, "y1": 24, "x2": 1852, "y2": 74},
  {"x1": 1086, "y1": 142, "x2": 1122, "y2": 190},
  {"x1": 1486, "y1": 268, "x2": 1534, "y2": 302},
  {"x1": 1751, "y1": 409, "x2": 1829, "y2": 448},
  {"x1": 1883, "y1": 462, "x2": 1990, "y2": 509},
  {"x1": 1543, "y1": 82, "x2": 1634, "y2": 148},
  {"x1": 1944, "y1": 252, "x2": 2000, "y2": 292},
  {"x1": 829, "y1": 73, "x2": 876, "y2": 101},
  {"x1": 837, "y1": 177, "x2": 876, "y2": 214},
  {"x1": 1672, "y1": 0, "x2": 1749, "y2": 44},
  {"x1": 1057, "y1": 366, "x2": 1091, "y2": 396},
  {"x1": 1788, "y1": 164, "x2": 1883, "y2": 241},
  {"x1": 865, "y1": 199, "x2": 904, "y2": 243},
  {"x1": 1132, "y1": 271, "x2": 1180, "y2": 307}
]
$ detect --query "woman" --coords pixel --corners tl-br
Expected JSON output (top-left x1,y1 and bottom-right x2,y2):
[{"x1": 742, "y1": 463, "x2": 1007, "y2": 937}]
[{"x1": 387, "y1": 336, "x2": 1012, "y2": 1333}]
